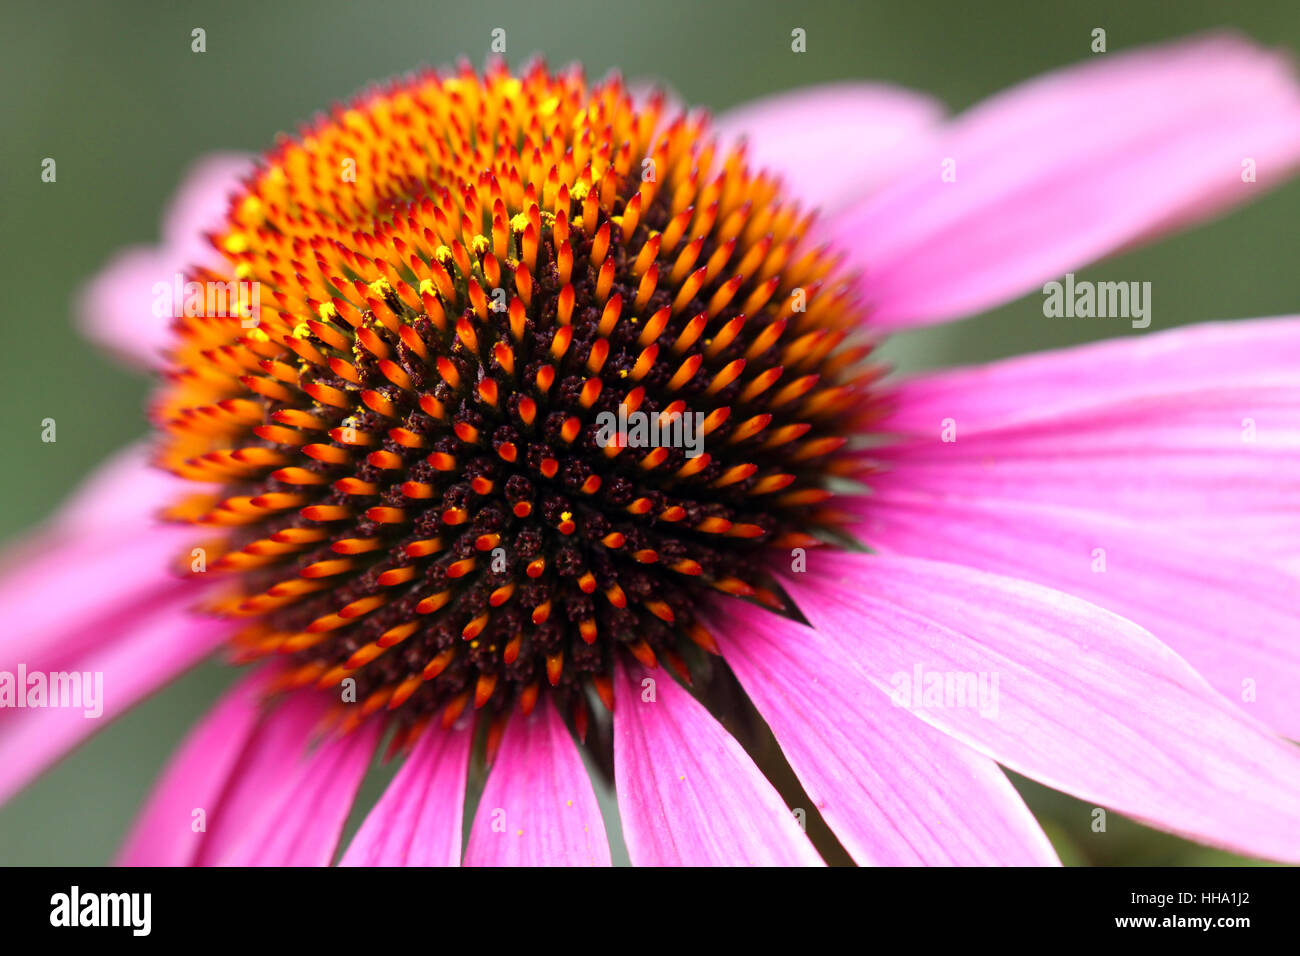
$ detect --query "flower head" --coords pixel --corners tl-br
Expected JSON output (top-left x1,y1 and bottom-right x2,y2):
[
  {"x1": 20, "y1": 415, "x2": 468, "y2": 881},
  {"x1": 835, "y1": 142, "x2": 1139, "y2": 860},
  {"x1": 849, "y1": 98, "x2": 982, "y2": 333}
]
[
  {"x1": 6, "y1": 33, "x2": 1300, "y2": 868},
  {"x1": 158, "y1": 61, "x2": 869, "y2": 737}
]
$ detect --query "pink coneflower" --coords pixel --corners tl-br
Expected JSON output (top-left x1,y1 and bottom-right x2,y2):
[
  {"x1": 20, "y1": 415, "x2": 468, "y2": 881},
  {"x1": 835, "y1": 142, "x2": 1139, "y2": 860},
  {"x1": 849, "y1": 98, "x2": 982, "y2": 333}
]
[{"x1": 4, "y1": 32, "x2": 1300, "y2": 867}]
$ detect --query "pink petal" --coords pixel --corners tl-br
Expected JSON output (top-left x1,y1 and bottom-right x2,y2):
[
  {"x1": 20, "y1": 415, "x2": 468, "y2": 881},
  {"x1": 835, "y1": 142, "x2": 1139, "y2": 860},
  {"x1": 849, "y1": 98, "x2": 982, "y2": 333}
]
[
  {"x1": 0, "y1": 442, "x2": 216, "y2": 683},
  {"x1": 0, "y1": 527, "x2": 200, "y2": 675},
  {"x1": 786, "y1": 552, "x2": 1300, "y2": 861},
  {"x1": 852, "y1": 492, "x2": 1300, "y2": 739},
  {"x1": 194, "y1": 691, "x2": 324, "y2": 865},
  {"x1": 613, "y1": 662, "x2": 823, "y2": 866},
  {"x1": 829, "y1": 33, "x2": 1300, "y2": 328},
  {"x1": 709, "y1": 601, "x2": 1058, "y2": 865},
  {"x1": 238, "y1": 724, "x2": 379, "y2": 866},
  {"x1": 0, "y1": 592, "x2": 230, "y2": 805},
  {"x1": 198, "y1": 692, "x2": 378, "y2": 866},
  {"x1": 713, "y1": 83, "x2": 945, "y2": 212},
  {"x1": 868, "y1": 370, "x2": 1300, "y2": 552},
  {"x1": 159, "y1": 154, "x2": 255, "y2": 258},
  {"x1": 48, "y1": 441, "x2": 213, "y2": 539},
  {"x1": 0, "y1": 441, "x2": 232, "y2": 806},
  {"x1": 464, "y1": 702, "x2": 609, "y2": 866},
  {"x1": 880, "y1": 316, "x2": 1300, "y2": 435},
  {"x1": 339, "y1": 722, "x2": 472, "y2": 867},
  {"x1": 76, "y1": 153, "x2": 253, "y2": 369},
  {"x1": 118, "y1": 668, "x2": 274, "y2": 866}
]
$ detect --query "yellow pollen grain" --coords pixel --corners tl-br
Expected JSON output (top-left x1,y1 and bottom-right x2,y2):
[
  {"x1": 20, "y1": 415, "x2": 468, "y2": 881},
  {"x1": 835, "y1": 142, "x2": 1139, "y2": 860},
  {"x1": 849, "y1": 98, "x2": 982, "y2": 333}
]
[
  {"x1": 470, "y1": 234, "x2": 490, "y2": 256},
  {"x1": 434, "y1": 245, "x2": 452, "y2": 264},
  {"x1": 238, "y1": 195, "x2": 263, "y2": 220},
  {"x1": 367, "y1": 278, "x2": 393, "y2": 297},
  {"x1": 509, "y1": 212, "x2": 529, "y2": 233},
  {"x1": 234, "y1": 263, "x2": 253, "y2": 279},
  {"x1": 247, "y1": 328, "x2": 270, "y2": 343},
  {"x1": 318, "y1": 303, "x2": 338, "y2": 321},
  {"x1": 418, "y1": 278, "x2": 436, "y2": 297},
  {"x1": 223, "y1": 233, "x2": 248, "y2": 254}
]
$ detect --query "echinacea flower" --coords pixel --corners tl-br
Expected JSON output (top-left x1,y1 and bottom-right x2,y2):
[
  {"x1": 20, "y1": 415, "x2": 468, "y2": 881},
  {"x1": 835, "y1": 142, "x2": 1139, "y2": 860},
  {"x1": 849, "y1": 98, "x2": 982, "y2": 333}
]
[{"x1": 5, "y1": 31, "x2": 1300, "y2": 867}]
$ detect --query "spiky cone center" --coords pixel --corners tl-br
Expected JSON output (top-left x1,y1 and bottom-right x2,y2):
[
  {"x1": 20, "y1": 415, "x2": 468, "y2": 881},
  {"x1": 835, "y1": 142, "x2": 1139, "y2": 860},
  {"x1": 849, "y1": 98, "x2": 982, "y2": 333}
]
[{"x1": 155, "y1": 61, "x2": 881, "y2": 738}]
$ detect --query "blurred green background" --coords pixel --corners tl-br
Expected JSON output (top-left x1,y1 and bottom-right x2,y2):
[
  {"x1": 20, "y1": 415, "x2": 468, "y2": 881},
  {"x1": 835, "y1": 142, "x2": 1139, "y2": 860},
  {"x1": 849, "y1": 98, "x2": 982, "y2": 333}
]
[{"x1": 2, "y1": 0, "x2": 1297, "y2": 865}]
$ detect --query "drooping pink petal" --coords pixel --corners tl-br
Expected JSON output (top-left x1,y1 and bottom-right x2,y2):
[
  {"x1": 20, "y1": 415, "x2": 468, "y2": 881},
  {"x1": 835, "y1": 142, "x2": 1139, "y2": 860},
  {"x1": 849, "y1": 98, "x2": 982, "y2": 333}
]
[
  {"x1": 880, "y1": 316, "x2": 1300, "y2": 435},
  {"x1": 0, "y1": 593, "x2": 230, "y2": 805},
  {"x1": 339, "y1": 722, "x2": 472, "y2": 867},
  {"x1": 194, "y1": 691, "x2": 325, "y2": 865},
  {"x1": 867, "y1": 384, "x2": 1300, "y2": 553},
  {"x1": 198, "y1": 691, "x2": 378, "y2": 866},
  {"x1": 77, "y1": 153, "x2": 253, "y2": 369},
  {"x1": 829, "y1": 33, "x2": 1300, "y2": 328},
  {"x1": 613, "y1": 662, "x2": 823, "y2": 866},
  {"x1": 118, "y1": 668, "x2": 274, "y2": 866},
  {"x1": 237, "y1": 723, "x2": 379, "y2": 866},
  {"x1": 158, "y1": 154, "x2": 255, "y2": 260},
  {"x1": 464, "y1": 702, "x2": 610, "y2": 866},
  {"x1": 851, "y1": 492, "x2": 1300, "y2": 739},
  {"x1": 0, "y1": 527, "x2": 202, "y2": 676},
  {"x1": 786, "y1": 552, "x2": 1300, "y2": 861},
  {"x1": 708, "y1": 601, "x2": 1058, "y2": 866},
  {"x1": 0, "y1": 442, "x2": 217, "y2": 685},
  {"x1": 0, "y1": 440, "x2": 233, "y2": 807},
  {"x1": 47, "y1": 441, "x2": 215, "y2": 539},
  {"x1": 713, "y1": 83, "x2": 945, "y2": 212}
]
